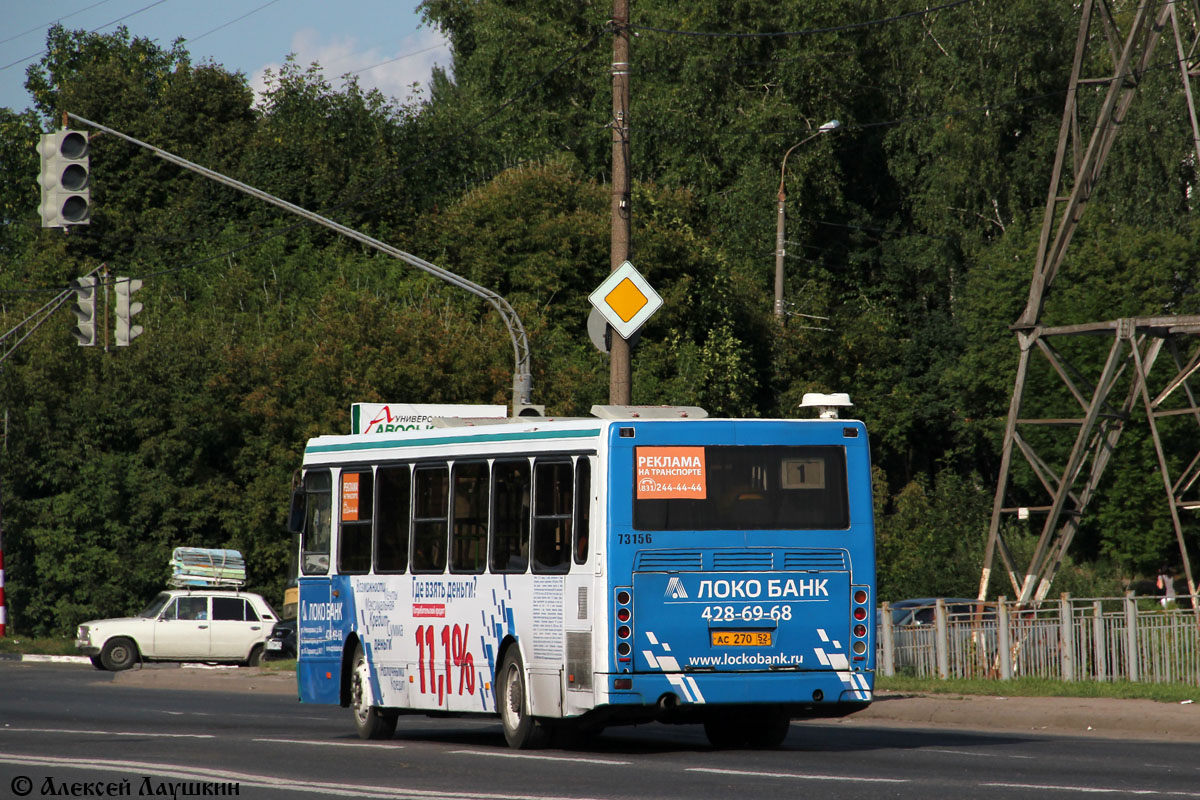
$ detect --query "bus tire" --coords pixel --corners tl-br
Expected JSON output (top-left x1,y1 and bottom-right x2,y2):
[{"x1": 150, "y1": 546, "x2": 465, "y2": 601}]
[
  {"x1": 100, "y1": 637, "x2": 139, "y2": 672},
  {"x1": 497, "y1": 649, "x2": 548, "y2": 749},
  {"x1": 744, "y1": 709, "x2": 791, "y2": 748},
  {"x1": 351, "y1": 644, "x2": 397, "y2": 740},
  {"x1": 703, "y1": 712, "x2": 747, "y2": 749}
]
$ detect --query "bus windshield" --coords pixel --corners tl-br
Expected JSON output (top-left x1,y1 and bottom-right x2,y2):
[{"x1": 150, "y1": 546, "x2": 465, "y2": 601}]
[{"x1": 633, "y1": 445, "x2": 848, "y2": 531}]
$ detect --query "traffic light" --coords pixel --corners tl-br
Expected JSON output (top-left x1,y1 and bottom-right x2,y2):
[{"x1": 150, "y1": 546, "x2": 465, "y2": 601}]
[
  {"x1": 70, "y1": 276, "x2": 97, "y2": 346},
  {"x1": 114, "y1": 276, "x2": 143, "y2": 346},
  {"x1": 38, "y1": 130, "x2": 91, "y2": 227}
]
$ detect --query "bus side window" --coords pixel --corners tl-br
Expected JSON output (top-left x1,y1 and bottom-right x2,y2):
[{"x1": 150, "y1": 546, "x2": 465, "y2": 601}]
[
  {"x1": 301, "y1": 470, "x2": 332, "y2": 575},
  {"x1": 412, "y1": 464, "x2": 449, "y2": 573},
  {"x1": 574, "y1": 457, "x2": 591, "y2": 565},
  {"x1": 533, "y1": 460, "x2": 572, "y2": 574},
  {"x1": 375, "y1": 465, "x2": 411, "y2": 573},
  {"x1": 339, "y1": 469, "x2": 373, "y2": 575},
  {"x1": 490, "y1": 459, "x2": 530, "y2": 574},
  {"x1": 451, "y1": 461, "x2": 488, "y2": 574}
]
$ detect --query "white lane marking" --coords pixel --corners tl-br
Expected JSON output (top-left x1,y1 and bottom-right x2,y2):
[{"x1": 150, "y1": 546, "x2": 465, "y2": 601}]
[
  {"x1": 926, "y1": 748, "x2": 1035, "y2": 760},
  {"x1": 0, "y1": 727, "x2": 212, "y2": 739},
  {"x1": 688, "y1": 767, "x2": 907, "y2": 784},
  {"x1": 449, "y1": 749, "x2": 631, "y2": 766},
  {"x1": 254, "y1": 738, "x2": 403, "y2": 748},
  {"x1": 982, "y1": 783, "x2": 1194, "y2": 796},
  {"x1": 0, "y1": 754, "x2": 608, "y2": 800}
]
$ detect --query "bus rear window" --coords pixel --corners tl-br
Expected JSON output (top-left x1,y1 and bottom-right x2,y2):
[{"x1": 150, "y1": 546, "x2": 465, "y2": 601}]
[{"x1": 632, "y1": 445, "x2": 849, "y2": 531}]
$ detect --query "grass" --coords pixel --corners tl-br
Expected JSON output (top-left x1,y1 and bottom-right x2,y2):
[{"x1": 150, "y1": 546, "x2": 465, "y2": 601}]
[
  {"x1": 0, "y1": 636, "x2": 77, "y2": 656},
  {"x1": 878, "y1": 675, "x2": 1200, "y2": 704}
]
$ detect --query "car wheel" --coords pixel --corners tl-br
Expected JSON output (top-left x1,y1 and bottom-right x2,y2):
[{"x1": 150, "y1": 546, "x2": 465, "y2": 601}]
[
  {"x1": 99, "y1": 637, "x2": 138, "y2": 671},
  {"x1": 497, "y1": 649, "x2": 548, "y2": 749},
  {"x1": 244, "y1": 644, "x2": 264, "y2": 667},
  {"x1": 351, "y1": 644, "x2": 396, "y2": 740}
]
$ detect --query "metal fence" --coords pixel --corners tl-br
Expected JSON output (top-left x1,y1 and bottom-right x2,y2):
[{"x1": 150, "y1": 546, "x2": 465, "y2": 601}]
[{"x1": 877, "y1": 594, "x2": 1200, "y2": 683}]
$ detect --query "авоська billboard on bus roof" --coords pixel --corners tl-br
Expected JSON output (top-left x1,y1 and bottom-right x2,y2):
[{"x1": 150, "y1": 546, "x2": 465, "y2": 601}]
[{"x1": 350, "y1": 403, "x2": 508, "y2": 435}]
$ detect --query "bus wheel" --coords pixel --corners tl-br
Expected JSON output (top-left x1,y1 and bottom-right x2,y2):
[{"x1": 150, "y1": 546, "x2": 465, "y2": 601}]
[
  {"x1": 703, "y1": 712, "x2": 747, "y2": 749},
  {"x1": 744, "y1": 710, "x2": 791, "y2": 748},
  {"x1": 497, "y1": 650, "x2": 548, "y2": 749},
  {"x1": 351, "y1": 644, "x2": 397, "y2": 740}
]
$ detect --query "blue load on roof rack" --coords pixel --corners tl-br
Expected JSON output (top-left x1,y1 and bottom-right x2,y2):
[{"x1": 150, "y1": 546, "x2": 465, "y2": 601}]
[{"x1": 168, "y1": 547, "x2": 246, "y2": 588}]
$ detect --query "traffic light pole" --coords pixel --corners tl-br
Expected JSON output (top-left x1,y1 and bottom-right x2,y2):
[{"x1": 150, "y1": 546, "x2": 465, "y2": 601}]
[{"x1": 66, "y1": 113, "x2": 535, "y2": 412}]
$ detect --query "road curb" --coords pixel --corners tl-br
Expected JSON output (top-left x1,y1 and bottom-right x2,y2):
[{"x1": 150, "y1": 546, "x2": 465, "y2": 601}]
[{"x1": 0, "y1": 653, "x2": 91, "y2": 664}]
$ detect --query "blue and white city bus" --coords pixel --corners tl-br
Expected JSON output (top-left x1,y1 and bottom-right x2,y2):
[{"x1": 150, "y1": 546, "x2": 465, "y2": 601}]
[{"x1": 286, "y1": 402, "x2": 876, "y2": 748}]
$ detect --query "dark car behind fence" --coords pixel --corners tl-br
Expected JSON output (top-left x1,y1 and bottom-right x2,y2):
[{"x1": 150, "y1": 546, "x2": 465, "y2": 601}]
[{"x1": 877, "y1": 594, "x2": 1200, "y2": 684}]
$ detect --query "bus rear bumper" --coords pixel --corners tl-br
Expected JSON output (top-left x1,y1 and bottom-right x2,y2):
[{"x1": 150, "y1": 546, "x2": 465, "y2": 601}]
[{"x1": 594, "y1": 669, "x2": 872, "y2": 722}]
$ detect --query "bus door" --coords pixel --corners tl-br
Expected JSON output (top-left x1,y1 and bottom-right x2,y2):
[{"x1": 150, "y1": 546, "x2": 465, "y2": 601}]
[
  {"x1": 563, "y1": 456, "x2": 595, "y2": 707},
  {"x1": 296, "y1": 468, "x2": 343, "y2": 704},
  {"x1": 297, "y1": 578, "x2": 342, "y2": 703}
]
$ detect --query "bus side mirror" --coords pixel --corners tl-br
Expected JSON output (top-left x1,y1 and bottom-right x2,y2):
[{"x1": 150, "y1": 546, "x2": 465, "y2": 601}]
[{"x1": 287, "y1": 489, "x2": 306, "y2": 534}]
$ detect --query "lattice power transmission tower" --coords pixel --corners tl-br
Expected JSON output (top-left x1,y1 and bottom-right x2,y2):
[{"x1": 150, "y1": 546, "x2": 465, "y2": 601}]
[{"x1": 981, "y1": 0, "x2": 1200, "y2": 607}]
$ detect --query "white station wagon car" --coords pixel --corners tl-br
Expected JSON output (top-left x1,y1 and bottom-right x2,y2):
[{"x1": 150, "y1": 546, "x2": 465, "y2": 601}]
[{"x1": 76, "y1": 588, "x2": 278, "y2": 671}]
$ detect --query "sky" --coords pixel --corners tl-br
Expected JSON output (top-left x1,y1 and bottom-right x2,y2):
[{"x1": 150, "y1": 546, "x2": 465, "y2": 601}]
[{"x1": 0, "y1": 0, "x2": 452, "y2": 113}]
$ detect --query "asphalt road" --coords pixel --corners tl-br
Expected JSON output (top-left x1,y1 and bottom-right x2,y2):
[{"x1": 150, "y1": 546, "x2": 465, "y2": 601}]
[{"x1": 2, "y1": 661, "x2": 1200, "y2": 800}]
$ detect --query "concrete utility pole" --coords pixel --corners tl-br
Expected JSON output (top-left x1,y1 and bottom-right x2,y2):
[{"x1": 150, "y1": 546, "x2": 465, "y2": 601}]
[{"x1": 609, "y1": 0, "x2": 632, "y2": 405}]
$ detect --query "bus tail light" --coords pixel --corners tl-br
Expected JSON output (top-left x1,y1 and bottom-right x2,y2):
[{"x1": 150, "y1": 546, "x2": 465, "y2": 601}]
[
  {"x1": 851, "y1": 584, "x2": 870, "y2": 662},
  {"x1": 614, "y1": 587, "x2": 633, "y2": 672}
]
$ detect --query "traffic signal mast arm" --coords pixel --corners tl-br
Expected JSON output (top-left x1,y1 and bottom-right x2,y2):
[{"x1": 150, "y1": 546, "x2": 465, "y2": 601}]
[
  {"x1": 66, "y1": 113, "x2": 534, "y2": 410},
  {"x1": 0, "y1": 268, "x2": 102, "y2": 365}
]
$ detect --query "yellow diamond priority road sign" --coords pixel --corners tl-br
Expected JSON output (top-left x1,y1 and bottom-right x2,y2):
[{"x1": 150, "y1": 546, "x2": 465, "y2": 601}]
[{"x1": 589, "y1": 261, "x2": 663, "y2": 340}]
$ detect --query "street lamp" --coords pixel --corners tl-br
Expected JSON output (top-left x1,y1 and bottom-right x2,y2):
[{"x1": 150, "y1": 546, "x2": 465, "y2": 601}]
[{"x1": 775, "y1": 119, "x2": 840, "y2": 319}]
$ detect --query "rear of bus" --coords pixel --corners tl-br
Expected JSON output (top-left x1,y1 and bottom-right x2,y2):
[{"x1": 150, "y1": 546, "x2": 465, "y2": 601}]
[{"x1": 598, "y1": 417, "x2": 874, "y2": 746}]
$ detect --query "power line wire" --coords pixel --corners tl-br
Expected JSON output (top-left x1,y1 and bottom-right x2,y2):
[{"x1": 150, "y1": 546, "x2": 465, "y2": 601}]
[
  {"x1": 0, "y1": 0, "x2": 171, "y2": 73},
  {"x1": 184, "y1": 0, "x2": 282, "y2": 46},
  {"x1": 345, "y1": 42, "x2": 448, "y2": 77},
  {"x1": 0, "y1": 0, "x2": 116, "y2": 47}
]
